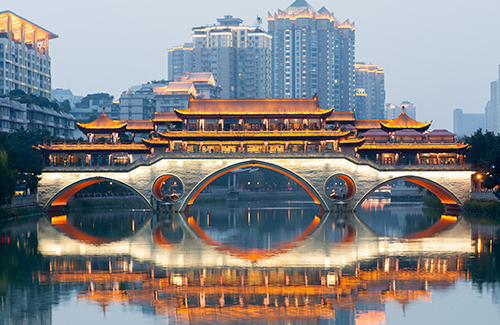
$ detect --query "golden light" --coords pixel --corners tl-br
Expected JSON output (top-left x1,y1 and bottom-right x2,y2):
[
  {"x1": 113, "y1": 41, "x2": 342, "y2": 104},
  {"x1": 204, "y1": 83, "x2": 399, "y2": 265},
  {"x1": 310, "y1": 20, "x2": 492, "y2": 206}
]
[
  {"x1": 476, "y1": 174, "x2": 482, "y2": 180},
  {"x1": 51, "y1": 215, "x2": 67, "y2": 225}
]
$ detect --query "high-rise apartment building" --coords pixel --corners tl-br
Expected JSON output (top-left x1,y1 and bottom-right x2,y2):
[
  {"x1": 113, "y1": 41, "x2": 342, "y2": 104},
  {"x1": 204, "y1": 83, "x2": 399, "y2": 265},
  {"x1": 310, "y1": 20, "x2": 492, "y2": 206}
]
[
  {"x1": 0, "y1": 11, "x2": 57, "y2": 98},
  {"x1": 167, "y1": 43, "x2": 193, "y2": 80},
  {"x1": 486, "y1": 65, "x2": 500, "y2": 133},
  {"x1": 268, "y1": 0, "x2": 355, "y2": 111},
  {"x1": 354, "y1": 63, "x2": 385, "y2": 119},
  {"x1": 191, "y1": 15, "x2": 272, "y2": 99}
]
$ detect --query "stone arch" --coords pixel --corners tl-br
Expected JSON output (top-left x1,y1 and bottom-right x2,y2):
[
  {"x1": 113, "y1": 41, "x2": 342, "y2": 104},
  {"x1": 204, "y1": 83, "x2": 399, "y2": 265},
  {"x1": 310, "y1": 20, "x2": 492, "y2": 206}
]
[
  {"x1": 182, "y1": 159, "x2": 327, "y2": 212},
  {"x1": 45, "y1": 176, "x2": 152, "y2": 211},
  {"x1": 354, "y1": 175, "x2": 461, "y2": 211},
  {"x1": 324, "y1": 173, "x2": 356, "y2": 200}
]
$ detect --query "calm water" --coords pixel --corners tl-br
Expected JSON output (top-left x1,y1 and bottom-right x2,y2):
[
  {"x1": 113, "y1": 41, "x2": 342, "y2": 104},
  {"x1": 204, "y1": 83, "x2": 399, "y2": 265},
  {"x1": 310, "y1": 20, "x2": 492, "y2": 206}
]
[{"x1": 1, "y1": 199, "x2": 500, "y2": 324}]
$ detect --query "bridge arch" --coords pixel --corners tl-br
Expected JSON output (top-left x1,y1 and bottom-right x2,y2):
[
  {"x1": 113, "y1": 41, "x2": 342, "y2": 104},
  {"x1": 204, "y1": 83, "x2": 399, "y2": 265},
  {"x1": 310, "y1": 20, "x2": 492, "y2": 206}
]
[
  {"x1": 182, "y1": 159, "x2": 327, "y2": 212},
  {"x1": 324, "y1": 174, "x2": 356, "y2": 200},
  {"x1": 45, "y1": 176, "x2": 152, "y2": 211},
  {"x1": 353, "y1": 175, "x2": 462, "y2": 211}
]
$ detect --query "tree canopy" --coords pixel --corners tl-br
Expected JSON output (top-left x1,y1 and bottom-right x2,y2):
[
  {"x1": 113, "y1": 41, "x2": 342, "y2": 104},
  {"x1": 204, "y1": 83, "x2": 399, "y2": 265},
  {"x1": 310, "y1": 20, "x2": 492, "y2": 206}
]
[
  {"x1": 0, "y1": 128, "x2": 53, "y2": 198},
  {"x1": 5, "y1": 89, "x2": 60, "y2": 111},
  {"x1": 76, "y1": 93, "x2": 113, "y2": 108},
  {"x1": 464, "y1": 129, "x2": 500, "y2": 188}
]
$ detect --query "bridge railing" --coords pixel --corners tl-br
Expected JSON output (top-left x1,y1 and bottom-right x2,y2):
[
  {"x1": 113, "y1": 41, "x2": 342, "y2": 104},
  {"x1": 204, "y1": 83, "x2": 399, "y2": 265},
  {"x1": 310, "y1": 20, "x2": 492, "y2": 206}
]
[{"x1": 41, "y1": 151, "x2": 471, "y2": 172}]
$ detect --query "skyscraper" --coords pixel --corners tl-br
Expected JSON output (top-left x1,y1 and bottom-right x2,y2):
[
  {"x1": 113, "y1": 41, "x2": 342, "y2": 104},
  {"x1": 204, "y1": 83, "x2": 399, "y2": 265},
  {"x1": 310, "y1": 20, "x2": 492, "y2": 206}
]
[
  {"x1": 191, "y1": 15, "x2": 272, "y2": 99},
  {"x1": 167, "y1": 43, "x2": 193, "y2": 80},
  {"x1": 268, "y1": 0, "x2": 355, "y2": 111},
  {"x1": 453, "y1": 108, "x2": 485, "y2": 137},
  {"x1": 486, "y1": 65, "x2": 500, "y2": 133},
  {"x1": 354, "y1": 63, "x2": 385, "y2": 119},
  {"x1": 0, "y1": 11, "x2": 57, "y2": 98}
]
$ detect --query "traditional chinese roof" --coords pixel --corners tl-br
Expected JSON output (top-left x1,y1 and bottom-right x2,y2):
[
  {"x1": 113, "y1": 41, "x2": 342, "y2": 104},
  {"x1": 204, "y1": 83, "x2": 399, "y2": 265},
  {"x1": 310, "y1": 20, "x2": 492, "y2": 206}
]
[
  {"x1": 76, "y1": 108, "x2": 127, "y2": 133},
  {"x1": 175, "y1": 98, "x2": 332, "y2": 118},
  {"x1": 152, "y1": 130, "x2": 351, "y2": 142},
  {"x1": 426, "y1": 129, "x2": 456, "y2": 137},
  {"x1": 395, "y1": 129, "x2": 425, "y2": 137},
  {"x1": 34, "y1": 143, "x2": 150, "y2": 153},
  {"x1": 153, "y1": 112, "x2": 182, "y2": 122},
  {"x1": 116, "y1": 120, "x2": 154, "y2": 132},
  {"x1": 355, "y1": 119, "x2": 391, "y2": 130},
  {"x1": 326, "y1": 112, "x2": 356, "y2": 122},
  {"x1": 357, "y1": 142, "x2": 468, "y2": 153},
  {"x1": 362, "y1": 129, "x2": 389, "y2": 137},
  {"x1": 154, "y1": 82, "x2": 197, "y2": 95},
  {"x1": 380, "y1": 110, "x2": 431, "y2": 132}
]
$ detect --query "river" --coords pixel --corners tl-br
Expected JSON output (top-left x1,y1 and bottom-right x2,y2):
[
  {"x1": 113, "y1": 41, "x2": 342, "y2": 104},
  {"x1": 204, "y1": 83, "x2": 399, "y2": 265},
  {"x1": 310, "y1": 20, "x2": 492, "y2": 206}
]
[{"x1": 0, "y1": 197, "x2": 499, "y2": 324}]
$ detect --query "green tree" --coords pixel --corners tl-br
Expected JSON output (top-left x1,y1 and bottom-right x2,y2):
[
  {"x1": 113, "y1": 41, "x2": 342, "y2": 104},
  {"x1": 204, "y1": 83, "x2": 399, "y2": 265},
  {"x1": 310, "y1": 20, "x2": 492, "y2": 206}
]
[
  {"x1": 59, "y1": 99, "x2": 71, "y2": 112},
  {"x1": 464, "y1": 129, "x2": 500, "y2": 188},
  {"x1": 76, "y1": 93, "x2": 113, "y2": 108},
  {"x1": 1, "y1": 128, "x2": 52, "y2": 194},
  {"x1": 0, "y1": 150, "x2": 15, "y2": 204}
]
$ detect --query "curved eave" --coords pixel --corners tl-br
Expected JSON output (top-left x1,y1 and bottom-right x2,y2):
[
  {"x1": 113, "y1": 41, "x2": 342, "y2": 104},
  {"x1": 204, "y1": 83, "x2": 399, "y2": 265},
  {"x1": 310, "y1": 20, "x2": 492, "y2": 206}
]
[
  {"x1": 357, "y1": 143, "x2": 468, "y2": 152},
  {"x1": 76, "y1": 123, "x2": 127, "y2": 134},
  {"x1": 173, "y1": 108, "x2": 333, "y2": 119},
  {"x1": 125, "y1": 128, "x2": 154, "y2": 133},
  {"x1": 380, "y1": 120, "x2": 431, "y2": 133},
  {"x1": 34, "y1": 144, "x2": 150, "y2": 153},
  {"x1": 156, "y1": 130, "x2": 350, "y2": 141},
  {"x1": 339, "y1": 137, "x2": 366, "y2": 146}
]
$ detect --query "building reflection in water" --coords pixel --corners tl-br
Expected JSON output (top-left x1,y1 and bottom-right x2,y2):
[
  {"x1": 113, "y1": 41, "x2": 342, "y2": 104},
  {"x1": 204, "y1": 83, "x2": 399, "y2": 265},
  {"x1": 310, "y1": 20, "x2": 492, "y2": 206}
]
[{"x1": 28, "y1": 203, "x2": 479, "y2": 324}]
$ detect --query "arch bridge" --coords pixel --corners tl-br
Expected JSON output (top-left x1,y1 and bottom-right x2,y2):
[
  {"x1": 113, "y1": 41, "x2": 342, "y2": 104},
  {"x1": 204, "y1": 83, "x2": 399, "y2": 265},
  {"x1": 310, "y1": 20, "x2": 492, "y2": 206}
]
[{"x1": 37, "y1": 154, "x2": 472, "y2": 212}]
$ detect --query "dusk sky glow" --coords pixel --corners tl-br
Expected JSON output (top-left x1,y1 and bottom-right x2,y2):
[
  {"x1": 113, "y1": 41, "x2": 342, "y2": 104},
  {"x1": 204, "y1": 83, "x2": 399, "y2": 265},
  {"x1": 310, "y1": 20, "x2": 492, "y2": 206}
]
[{"x1": 7, "y1": 0, "x2": 500, "y2": 129}]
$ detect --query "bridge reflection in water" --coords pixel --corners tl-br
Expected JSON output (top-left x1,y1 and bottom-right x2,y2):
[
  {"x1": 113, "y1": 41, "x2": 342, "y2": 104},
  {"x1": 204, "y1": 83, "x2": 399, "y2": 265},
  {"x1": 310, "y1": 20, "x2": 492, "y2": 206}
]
[{"x1": 35, "y1": 204, "x2": 474, "y2": 324}]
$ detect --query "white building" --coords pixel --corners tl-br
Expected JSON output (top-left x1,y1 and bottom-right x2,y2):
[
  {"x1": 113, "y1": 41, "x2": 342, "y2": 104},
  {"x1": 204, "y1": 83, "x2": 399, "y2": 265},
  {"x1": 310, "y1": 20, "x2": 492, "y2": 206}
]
[
  {"x1": 191, "y1": 15, "x2": 272, "y2": 99},
  {"x1": 119, "y1": 72, "x2": 221, "y2": 121},
  {"x1": 385, "y1": 101, "x2": 416, "y2": 120},
  {"x1": 0, "y1": 11, "x2": 57, "y2": 98},
  {"x1": 0, "y1": 96, "x2": 76, "y2": 138},
  {"x1": 167, "y1": 43, "x2": 193, "y2": 80}
]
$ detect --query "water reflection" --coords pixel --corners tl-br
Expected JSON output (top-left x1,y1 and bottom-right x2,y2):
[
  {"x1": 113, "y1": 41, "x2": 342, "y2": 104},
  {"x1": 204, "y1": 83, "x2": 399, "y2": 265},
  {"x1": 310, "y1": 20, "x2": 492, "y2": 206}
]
[{"x1": 1, "y1": 201, "x2": 500, "y2": 324}]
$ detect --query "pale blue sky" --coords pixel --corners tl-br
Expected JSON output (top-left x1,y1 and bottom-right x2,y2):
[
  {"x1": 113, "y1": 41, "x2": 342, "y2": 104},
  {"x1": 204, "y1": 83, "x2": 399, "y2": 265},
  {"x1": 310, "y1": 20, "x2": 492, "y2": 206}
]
[{"x1": 7, "y1": 0, "x2": 500, "y2": 129}]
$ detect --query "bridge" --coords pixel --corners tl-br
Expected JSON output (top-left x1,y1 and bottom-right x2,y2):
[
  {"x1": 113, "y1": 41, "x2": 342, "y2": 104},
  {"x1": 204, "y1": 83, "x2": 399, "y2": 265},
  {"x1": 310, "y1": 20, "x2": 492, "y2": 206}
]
[{"x1": 37, "y1": 152, "x2": 473, "y2": 212}]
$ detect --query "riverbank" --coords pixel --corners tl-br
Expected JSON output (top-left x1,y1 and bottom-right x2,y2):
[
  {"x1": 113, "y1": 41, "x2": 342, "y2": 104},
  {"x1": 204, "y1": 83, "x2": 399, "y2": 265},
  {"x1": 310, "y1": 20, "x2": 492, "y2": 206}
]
[
  {"x1": 462, "y1": 199, "x2": 500, "y2": 224},
  {"x1": 0, "y1": 206, "x2": 44, "y2": 222}
]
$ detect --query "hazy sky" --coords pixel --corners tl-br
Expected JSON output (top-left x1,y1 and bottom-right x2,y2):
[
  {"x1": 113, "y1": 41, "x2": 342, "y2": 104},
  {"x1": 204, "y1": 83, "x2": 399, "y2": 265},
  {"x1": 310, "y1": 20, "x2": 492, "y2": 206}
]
[{"x1": 7, "y1": 0, "x2": 500, "y2": 129}]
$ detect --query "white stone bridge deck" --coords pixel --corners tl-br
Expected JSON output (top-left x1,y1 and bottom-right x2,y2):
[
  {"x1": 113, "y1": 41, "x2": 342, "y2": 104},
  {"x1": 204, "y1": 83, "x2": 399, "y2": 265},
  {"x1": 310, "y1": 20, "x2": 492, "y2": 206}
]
[{"x1": 38, "y1": 152, "x2": 473, "y2": 212}]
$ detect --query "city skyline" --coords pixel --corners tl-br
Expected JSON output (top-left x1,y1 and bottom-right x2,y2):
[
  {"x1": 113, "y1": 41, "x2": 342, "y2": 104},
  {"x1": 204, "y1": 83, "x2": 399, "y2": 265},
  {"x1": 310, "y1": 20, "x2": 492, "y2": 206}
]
[{"x1": 5, "y1": 0, "x2": 500, "y2": 130}]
